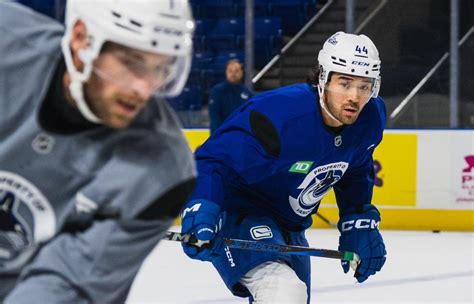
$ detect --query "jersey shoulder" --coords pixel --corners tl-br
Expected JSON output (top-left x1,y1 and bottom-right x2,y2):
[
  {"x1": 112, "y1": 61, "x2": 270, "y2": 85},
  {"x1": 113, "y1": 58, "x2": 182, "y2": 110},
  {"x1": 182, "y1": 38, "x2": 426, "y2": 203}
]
[
  {"x1": 208, "y1": 83, "x2": 317, "y2": 158},
  {"x1": 100, "y1": 101, "x2": 196, "y2": 214},
  {"x1": 371, "y1": 96, "x2": 387, "y2": 125},
  {"x1": 249, "y1": 83, "x2": 318, "y2": 126},
  {"x1": 0, "y1": 3, "x2": 64, "y2": 122},
  {"x1": 122, "y1": 99, "x2": 195, "y2": 180},
  {"x1": 0, "y1": 3, "x2": 64, "y2": 58},
  {"x1": 356, "y1": 96, "x2": 387, "y2": 143},
  {"x1": 210, "y1": 81, "x2": 228, "y2": 94},
  {"x1": 360, "y1": 96, "x2": 386, "y2": 129}
]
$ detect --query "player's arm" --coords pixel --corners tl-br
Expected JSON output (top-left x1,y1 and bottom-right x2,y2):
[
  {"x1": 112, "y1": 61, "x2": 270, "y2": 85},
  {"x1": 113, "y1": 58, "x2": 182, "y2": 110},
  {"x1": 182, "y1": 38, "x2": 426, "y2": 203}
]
[
  {"x1": 179, "y1": 158, "x2": 236, "y2": 262},
  {"x1": 5, "y1": 139, "x2": 196, "y2": 303},
  {"x1": 333, "y1": 97, "x2": 387, "y2": 282},
  {"x1": 181, "y1": 108, "x2": 280, "y2": 262},
  {"x1": 5, "y1": 177, "x2": 195, "y2": 304},
  {"x1": 333, "y1": 152, "x2": 386, "y2": 283}
]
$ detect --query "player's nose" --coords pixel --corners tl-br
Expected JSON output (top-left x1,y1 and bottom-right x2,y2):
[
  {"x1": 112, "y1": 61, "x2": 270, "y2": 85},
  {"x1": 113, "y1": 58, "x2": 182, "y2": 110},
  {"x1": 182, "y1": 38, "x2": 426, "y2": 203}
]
[{"x1": 346, "y1": 86, "x2": 360, "y2": 102}]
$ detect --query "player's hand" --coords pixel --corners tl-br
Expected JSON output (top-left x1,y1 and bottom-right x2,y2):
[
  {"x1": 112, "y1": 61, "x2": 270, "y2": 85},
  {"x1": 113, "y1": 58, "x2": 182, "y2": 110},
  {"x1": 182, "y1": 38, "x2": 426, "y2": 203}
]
[
  {"x1": 180, "y1": 199, "x2": 225, "y2": 262},
  {"x1": 337, "y1": 205, "x2": 386, "y2": 283}
]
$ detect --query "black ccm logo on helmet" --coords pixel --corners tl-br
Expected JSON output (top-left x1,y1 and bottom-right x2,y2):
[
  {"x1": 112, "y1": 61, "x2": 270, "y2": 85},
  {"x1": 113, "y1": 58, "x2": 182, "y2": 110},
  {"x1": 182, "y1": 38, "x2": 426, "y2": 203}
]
[{"x1": 351, "y1": 61, "x2": 370, "y2": 67}]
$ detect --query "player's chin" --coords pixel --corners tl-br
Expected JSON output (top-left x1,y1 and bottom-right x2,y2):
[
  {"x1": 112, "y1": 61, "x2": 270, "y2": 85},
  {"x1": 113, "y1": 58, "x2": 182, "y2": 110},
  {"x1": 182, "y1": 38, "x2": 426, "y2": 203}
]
[
  {"x1": 104, "y1": 114, "x2": 135, "y2": 129},
  {"x1": 340, "y1": 114, "x2": 359, "y2": 125}
]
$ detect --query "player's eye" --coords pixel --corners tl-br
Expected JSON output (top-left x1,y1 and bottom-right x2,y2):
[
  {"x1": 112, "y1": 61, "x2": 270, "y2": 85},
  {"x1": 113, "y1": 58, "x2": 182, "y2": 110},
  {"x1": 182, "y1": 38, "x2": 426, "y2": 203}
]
[{"x1": 339, "y1": 82, "x2": 350, "y2": 89}]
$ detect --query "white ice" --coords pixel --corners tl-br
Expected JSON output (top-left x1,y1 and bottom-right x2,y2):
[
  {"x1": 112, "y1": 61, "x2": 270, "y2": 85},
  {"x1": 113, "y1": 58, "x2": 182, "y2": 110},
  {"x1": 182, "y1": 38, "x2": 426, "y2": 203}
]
[{"x1": 127, "y1": 226, "x2": 474, "y2": 304}]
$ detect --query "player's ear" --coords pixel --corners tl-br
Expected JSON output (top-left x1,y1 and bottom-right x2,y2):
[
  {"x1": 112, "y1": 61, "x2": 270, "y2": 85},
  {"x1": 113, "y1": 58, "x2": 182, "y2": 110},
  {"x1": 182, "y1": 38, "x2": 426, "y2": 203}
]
[{"x1": 69, "y1": 20, "x2": 89, "y2": 71}]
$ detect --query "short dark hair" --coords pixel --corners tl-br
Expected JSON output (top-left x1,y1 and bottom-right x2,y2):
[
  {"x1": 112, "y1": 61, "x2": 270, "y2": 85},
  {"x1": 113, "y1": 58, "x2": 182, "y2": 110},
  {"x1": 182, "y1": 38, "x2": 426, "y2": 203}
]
[
  {"x1": 306, "y1": 65, "x2": 320, "y2": 87},
  {"x1": 306, "y1": 66, "x2": 335, "y2": 88},
  {"x1": 226, "y1": 58, "x2": 243, "y2": 70}
]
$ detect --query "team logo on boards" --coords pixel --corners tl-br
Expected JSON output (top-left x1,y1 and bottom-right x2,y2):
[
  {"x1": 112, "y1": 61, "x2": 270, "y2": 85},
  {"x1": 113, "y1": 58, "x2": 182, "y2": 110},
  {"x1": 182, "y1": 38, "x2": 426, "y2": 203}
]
[
  {"x1": 463, "y1": 155, "x2": 474, "y2": 173},
  {"x1": 0, "y1": 171, "x2": 55, "y2": 271},
  {"x1": 458, "y1": 155, "x2": 474, "y2": 203},
  {"x1": 374, "y1": 160, "x2": 383, "y2": 187},
  {"x1": 289, "y1": 162, "x2": 348, "y2": 217}
]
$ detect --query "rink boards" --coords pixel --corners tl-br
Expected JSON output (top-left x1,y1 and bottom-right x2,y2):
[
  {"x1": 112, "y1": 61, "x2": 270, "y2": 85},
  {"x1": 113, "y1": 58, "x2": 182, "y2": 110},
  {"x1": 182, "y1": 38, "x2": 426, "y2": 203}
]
[{"x1": 183, "y1": 129, "x2": 474, "y2": 232}]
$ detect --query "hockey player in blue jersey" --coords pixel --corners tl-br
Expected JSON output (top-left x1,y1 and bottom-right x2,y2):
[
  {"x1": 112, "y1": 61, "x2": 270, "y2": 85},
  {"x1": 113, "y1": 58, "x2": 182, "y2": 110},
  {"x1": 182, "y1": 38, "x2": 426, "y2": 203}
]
[
  {"x1": 181, "y1": 31, "x2": 387, "y2": 303},
  {"x1": 0, "y1": 1, "x2": 196, "y2": 303}
]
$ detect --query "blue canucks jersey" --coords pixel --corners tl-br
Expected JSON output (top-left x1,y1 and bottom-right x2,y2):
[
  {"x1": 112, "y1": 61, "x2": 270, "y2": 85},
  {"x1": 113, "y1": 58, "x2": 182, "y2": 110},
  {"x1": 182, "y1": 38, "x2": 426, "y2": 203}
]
[{"x1": 192, "y1": 83, "x2": 386, "y2": 231}]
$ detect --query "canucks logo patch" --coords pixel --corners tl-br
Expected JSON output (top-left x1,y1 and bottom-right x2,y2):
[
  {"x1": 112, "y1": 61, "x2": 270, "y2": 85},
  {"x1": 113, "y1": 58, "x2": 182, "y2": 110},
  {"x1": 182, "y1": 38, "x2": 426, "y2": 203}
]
[
  {"x1": 0, "y1": 171, "x2": 56, "y2": 271},
  {"x1": 289, "y1": 162, "x2": 348, "y2": 217},
  {"x1": 250, "y1": 225, "x2": 273, "y2": 240}
]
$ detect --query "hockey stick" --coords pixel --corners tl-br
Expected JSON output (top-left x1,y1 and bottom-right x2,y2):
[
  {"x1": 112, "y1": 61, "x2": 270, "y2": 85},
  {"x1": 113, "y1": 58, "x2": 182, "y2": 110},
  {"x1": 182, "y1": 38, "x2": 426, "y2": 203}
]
[
  {"x1": 164, "y1": 231, "x2": 360, "y2": 263},
  {"x1": 315, "y1": 212, "x2": 337, "y2": 228}
]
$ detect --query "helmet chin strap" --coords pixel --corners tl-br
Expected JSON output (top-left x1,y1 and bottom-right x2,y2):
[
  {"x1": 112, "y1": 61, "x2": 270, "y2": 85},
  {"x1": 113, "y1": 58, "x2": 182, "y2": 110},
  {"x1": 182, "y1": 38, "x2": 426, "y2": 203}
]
[
  {"x1": 70, "y1": 50, "x2": 102, "y2": 123},
  {"x1": 317, "y1": 84, "x2": 344, "y2": 126},
  {"x1": 69, "y1": 78, "x2": 102, "y2": 124},
  {"x1": 62, "y1": 37, "x2": 102, "y2": 124}
]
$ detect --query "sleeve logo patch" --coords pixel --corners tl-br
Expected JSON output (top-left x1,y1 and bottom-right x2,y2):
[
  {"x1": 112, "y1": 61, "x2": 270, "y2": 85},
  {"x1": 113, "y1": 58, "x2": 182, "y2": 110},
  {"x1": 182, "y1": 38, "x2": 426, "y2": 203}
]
[
  {"x1": 289, "y1": 161, "x2": 314, "y2": 174},
  {"x1": 250, "y1": 225, "x2": 273, "y2": 240}
]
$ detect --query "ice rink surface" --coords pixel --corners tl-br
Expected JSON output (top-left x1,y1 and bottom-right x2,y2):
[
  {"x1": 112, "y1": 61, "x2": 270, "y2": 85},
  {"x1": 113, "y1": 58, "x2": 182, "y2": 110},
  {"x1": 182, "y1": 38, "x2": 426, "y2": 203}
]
[{"x1": 127, "y1": 226, "x2": 473, "y2": 304}]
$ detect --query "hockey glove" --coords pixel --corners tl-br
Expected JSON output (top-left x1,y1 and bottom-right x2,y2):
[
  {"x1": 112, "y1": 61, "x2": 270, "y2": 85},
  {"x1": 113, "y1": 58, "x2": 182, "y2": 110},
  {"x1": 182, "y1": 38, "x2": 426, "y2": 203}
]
[
  {"x1": 181, "y1": 199, "x2": 226, "y2": 262},
  {"x1": 338, "y1": 204, "x2": 386, "y2": 283}
]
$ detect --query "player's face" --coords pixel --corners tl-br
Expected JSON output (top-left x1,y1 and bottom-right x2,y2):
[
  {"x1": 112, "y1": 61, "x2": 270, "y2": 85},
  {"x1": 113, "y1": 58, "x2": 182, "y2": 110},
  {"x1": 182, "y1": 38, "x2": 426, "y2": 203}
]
[
  {"x1": 226, "y1": 61, "x2": 243, "y2": 85},
  {"x1": 83, "y1": 43, "x2": 176, "y2": 129},
  {"x1": 324, "y1": 72, "x2": 374, "y2": 126}
]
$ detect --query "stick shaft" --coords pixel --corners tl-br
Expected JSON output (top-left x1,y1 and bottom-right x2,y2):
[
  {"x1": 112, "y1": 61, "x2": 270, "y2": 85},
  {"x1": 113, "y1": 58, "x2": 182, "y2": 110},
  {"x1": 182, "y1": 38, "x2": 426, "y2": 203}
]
[
  {"x1": 315, "y1": 212, "x2": 337, "y2": 228},
  {"x1": 164, "y1": 231, "x2": 359, "y2": 262}
]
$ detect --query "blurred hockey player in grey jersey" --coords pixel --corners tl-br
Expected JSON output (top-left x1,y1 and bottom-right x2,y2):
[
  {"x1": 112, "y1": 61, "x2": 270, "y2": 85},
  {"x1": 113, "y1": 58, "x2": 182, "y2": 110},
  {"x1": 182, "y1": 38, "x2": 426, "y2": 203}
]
[{"x1": 0, "y1": 0, "x2": 196, "y2": 303}]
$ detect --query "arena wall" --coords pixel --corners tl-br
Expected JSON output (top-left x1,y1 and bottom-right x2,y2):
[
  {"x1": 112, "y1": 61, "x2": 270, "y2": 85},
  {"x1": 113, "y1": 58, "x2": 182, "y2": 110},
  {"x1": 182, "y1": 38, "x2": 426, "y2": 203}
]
[{"x1": 183, "y1": 129, "x2": 474, "y2": 231}]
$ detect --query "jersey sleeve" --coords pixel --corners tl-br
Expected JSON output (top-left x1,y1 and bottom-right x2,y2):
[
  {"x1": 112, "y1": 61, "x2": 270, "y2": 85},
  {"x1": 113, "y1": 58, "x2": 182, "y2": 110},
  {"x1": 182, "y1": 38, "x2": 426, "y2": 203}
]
[
  {"x1": 191, "y1": 107, "x2": 279, "y2": 206},
  {"x1": 333, "y1": 154, "x2": 376, "y2": 215},
  {"x1": 8, "y1": 126, "x2": 196, "y2": 303},
  {"x1": 8, "y1": 217, "x2": 174, "y2": 303}
]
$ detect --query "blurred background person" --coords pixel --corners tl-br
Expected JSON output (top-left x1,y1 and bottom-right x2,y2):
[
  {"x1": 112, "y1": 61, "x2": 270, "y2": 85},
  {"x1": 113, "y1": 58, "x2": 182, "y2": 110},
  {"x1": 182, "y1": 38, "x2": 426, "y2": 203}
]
[{"x1": 208, "y1": 59, "x2": 254, "y2": 133}]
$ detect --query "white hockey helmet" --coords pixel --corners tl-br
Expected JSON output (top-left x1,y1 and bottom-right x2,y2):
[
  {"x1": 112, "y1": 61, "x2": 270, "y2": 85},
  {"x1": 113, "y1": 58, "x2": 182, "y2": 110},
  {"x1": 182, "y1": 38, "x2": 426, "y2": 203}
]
[
  {"x1": 317, "y1": 31, "x2": 381, "y2": 98},
  {"x1": 61, "y1": 0, "x2": 194, "y2": 123},
  {"x1": 316, "y1": 32, "x2": 381, "y2": 124}
]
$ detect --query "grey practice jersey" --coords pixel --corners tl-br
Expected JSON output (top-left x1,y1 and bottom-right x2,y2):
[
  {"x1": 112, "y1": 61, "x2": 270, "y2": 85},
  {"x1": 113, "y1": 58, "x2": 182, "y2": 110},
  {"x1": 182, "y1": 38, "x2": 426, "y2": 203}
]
[{"x1": 0, "y1": 3, "x2": 196, "y2": 302}]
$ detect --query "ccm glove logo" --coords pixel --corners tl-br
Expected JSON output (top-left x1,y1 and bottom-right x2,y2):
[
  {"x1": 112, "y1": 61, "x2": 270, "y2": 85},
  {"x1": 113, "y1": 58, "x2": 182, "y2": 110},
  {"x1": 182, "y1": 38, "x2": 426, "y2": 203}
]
[{"x1": 341, "y1": 219, "x2": 380, "y2": 232}]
